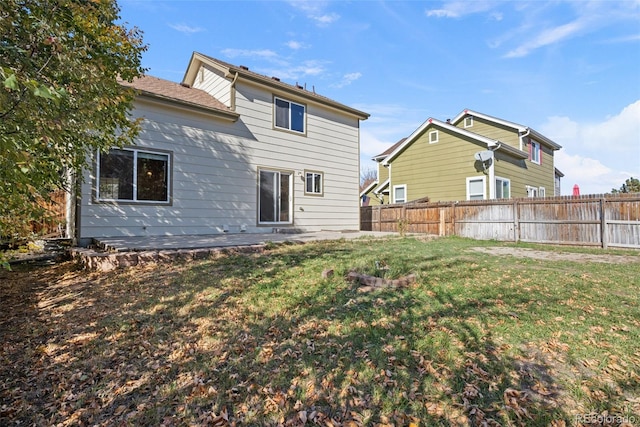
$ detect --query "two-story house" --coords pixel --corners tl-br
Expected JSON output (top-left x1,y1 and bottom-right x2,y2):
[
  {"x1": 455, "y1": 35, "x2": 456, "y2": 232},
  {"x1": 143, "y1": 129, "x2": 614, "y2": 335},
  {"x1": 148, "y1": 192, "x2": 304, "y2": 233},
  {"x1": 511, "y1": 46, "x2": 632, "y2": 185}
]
[
  {"x1": 71, "y1": 52, "x2": 369, "y2": 245},
  {"x1": 362, "y1": 109, "x2": 562, "y2": 205}
]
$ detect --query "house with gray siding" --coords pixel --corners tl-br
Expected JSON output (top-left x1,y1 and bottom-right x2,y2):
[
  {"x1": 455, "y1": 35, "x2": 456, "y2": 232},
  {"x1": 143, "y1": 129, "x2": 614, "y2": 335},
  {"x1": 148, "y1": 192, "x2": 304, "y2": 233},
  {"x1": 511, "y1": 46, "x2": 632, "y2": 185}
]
[{"x1": 72, "y1": 52, "x2": 369, "y2": 245}]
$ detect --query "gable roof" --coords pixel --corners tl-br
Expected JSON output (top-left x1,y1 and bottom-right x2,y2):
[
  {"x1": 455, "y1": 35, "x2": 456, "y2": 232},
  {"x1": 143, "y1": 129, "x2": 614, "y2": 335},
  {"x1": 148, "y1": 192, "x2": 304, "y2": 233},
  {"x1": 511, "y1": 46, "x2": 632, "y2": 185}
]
[
  {"x1": 360, "y1": 180, "x2": 378, "y2": 197},
  {"x1": 182, "y1": 52, "x2": 369, "y2": 120},
  {"x1": 372, "y1": 138, "x2": 406, "y2": 161},
  {"x1": 381, "y1": 117, "x2": 528, "y2": 166},
  {"x1": 119, "y1": 75, "x2": 239, "y2": 121},
  {"x1": 451, "y1": 109, "x2": 562, "y2": 150}
]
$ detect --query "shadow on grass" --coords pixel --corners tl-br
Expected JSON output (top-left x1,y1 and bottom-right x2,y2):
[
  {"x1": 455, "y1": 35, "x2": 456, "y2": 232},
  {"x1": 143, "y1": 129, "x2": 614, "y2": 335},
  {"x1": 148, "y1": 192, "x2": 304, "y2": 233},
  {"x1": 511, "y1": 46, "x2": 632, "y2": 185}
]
[{"x1": 1, "y1": 237, "x2": 626, "y2": 425}]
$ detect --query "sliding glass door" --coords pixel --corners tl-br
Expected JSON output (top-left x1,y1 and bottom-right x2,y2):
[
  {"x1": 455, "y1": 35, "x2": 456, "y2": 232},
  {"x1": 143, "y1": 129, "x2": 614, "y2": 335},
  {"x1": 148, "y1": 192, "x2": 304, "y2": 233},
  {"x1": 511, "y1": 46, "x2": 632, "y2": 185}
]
[{"x1": 259, "y1": 170, "x2": 292, "y2": 224}]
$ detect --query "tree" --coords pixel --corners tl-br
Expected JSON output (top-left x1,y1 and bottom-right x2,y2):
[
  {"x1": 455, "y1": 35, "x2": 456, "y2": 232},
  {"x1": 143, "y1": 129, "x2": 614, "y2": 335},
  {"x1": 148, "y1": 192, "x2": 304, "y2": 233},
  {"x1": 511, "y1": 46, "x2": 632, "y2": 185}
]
[
  {"x1": 611, "y1": 177, "x2": 640, "y2": 194},
  {"x1": 0, "y1": 0, "x2": 146, "y2": 241},
  {"x1": 360, "y1": 165, "x2": 377, "y2": 193}
]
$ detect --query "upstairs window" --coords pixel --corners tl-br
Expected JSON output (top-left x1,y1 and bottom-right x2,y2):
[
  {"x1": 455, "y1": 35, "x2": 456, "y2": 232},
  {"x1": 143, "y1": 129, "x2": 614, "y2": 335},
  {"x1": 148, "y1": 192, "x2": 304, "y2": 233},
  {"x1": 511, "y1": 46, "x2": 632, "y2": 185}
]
[
  {"x1": 97, "y1": 148, "x2": 170, "y2": 203},
  {"x1": 429, "y1": 130, "x2": 439, "y2": 144},
  {"x1": 275, "y1": 97, "x2": 305, "y2": 133},
  {"x1": 530, "y1": 140, "x2": 541, "y2": 164},
  {"x1": 464, "y1": 116, "x2": 473, "y2": 128}
]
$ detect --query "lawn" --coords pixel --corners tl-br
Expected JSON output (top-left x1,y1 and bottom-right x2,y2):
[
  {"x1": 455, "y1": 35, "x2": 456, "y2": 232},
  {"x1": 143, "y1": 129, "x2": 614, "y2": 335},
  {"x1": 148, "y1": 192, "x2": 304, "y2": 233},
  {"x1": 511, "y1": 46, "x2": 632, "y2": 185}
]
[{"x1": 1, "y1": 236, "x2": 638, "y2": 426}]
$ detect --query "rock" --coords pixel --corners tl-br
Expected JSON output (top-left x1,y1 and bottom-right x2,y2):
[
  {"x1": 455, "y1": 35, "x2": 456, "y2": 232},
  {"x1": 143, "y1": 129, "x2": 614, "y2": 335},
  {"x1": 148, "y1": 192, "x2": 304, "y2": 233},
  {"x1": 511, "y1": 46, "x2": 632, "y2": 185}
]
[{"x1": 321, "y1": 269, "x2": 334, "y2": 279}]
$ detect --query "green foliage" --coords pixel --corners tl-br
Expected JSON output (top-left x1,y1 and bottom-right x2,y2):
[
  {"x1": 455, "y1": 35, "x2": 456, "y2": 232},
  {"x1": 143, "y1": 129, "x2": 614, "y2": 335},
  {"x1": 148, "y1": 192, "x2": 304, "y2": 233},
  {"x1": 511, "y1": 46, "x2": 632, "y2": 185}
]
[
  {"x1": 611, "y1": 177, "x2": 640, "y2": 194},
  {"x1": 0, "y1": 0, "x2": 147, "y2": 239}
]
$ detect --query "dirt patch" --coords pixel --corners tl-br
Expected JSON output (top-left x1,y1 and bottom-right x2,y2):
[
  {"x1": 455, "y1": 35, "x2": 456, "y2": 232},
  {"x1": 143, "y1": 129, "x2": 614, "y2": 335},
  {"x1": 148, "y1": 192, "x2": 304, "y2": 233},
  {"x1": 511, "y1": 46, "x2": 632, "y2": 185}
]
[{"x1": 470, "y1": 246, "x2": 639, "y2": 264}]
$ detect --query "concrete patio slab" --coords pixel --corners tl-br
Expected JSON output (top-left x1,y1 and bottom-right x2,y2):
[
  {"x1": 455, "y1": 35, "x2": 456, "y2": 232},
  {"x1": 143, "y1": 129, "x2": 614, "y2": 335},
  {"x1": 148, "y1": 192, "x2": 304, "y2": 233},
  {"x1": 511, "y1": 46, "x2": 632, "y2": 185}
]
[{"x1": 94, "y1": 231, "x2": 397, "y2": 252}]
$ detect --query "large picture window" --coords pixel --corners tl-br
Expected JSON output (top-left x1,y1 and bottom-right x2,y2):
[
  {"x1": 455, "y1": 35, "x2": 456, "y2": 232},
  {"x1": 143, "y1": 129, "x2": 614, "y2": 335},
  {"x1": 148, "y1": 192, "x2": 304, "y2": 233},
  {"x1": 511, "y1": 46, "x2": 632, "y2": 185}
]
[
  {"x1": 97, "y1": 148, "x2": 170, "y2": 203},
  {"x1": 274, "y1": 97, "x2": 305, "y2": 133},
  {"x1": 259, "y1": 169, "x2": 292, "y2": 224}
]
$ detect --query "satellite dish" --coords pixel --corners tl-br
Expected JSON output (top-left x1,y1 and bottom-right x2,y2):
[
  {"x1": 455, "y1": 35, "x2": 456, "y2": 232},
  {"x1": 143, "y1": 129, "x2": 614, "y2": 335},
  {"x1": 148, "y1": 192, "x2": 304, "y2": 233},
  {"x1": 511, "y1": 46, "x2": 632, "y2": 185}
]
[{"x1": 474, "y1": 150, "x2": 494, "y2": 162}]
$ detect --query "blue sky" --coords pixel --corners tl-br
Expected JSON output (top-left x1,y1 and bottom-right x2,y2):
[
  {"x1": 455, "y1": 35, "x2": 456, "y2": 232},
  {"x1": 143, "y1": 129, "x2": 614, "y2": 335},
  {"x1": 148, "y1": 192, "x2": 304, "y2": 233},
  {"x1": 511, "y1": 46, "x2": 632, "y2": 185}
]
[{"x1": 119, "y1": 0, "x2": 640, "y2": 195}]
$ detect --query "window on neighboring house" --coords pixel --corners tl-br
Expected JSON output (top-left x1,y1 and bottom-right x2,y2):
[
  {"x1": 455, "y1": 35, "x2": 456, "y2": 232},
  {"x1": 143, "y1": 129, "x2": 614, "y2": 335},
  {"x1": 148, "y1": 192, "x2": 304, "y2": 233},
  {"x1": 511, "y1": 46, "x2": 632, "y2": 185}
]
[
  {"x1": 429, "y1": 130, "x2": 438, "y2": 144},
  {"x1": 305, "y1": 171, "x2": 323, "y2": 196},
  {"x1": 530, "y1": 140, "x2": 541, "y2": 164},
  {"x1": 393, "y1": 185, "x2": 406, "y2": 204},
  {"x1": 538, "y1": 187, "x2": 546, "y2": 197},
  {"x1": 274, "y1": 97, "x2": 305, "y2": 133},
  {"x1": 259, "y1": 169, "x2": 292, "y2": 224},
  {"x1": 97, "y1": 148, "x2": 170, "y2": 203},
  {"x1": 464, "y1": 116, "x2": 473, "y2": 128},
  {"x1": 495, "y1": 177, "x2": 511, "y2": 199},
  {"x1": 467, "y1": 176, "x2": 486, "y2": 200},
  {"x1": 526, "y1": 185, "x2": 538, "y2": 198}
]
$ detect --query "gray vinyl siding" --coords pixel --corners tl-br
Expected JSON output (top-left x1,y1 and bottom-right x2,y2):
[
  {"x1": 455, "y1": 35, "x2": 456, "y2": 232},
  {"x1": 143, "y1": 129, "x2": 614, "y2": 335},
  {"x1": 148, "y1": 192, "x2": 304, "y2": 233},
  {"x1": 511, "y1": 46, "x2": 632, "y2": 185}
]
[
  {"x1": 78, "y1": 76, "x2": 362, "y2": 240},
  {"x1": 193, "y1": 65, "x2": 232, "y2": 107}
]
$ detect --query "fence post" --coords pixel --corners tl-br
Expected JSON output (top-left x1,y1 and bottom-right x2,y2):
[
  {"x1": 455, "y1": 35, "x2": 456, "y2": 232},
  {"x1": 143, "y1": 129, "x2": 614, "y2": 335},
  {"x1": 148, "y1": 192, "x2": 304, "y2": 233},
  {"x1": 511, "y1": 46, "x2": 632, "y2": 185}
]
[
  {"x1": 377, "y1": 205, "x2": 382, "y2": 232},
  {"x1": 600, "y1": 198, "x2": 608, "y2": 249},
  {"x1": 439, "y1": 208, "x2": 445, "y2": 236},
  {"x1": 513, "y1": 200, "x2": 519, "y2": 243}
]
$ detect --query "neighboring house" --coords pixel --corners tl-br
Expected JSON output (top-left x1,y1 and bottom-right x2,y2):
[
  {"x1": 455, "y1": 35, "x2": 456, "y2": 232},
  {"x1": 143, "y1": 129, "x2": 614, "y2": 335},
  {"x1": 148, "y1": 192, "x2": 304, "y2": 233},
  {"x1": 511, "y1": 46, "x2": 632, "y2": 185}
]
[
  {"x1": 71, "y1": 52, "x2": 369, "y2": 245},
  {"x1": 361, "y1": 109, "x2": 562, "y2": 205}
]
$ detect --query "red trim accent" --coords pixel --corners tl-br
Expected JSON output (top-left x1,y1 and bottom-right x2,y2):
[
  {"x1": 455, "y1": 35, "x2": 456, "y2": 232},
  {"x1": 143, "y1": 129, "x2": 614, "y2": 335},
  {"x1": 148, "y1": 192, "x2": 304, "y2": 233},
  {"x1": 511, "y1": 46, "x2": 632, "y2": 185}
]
[{"x1": 428, "y1": 118, "x2": 433, "y2": 123}]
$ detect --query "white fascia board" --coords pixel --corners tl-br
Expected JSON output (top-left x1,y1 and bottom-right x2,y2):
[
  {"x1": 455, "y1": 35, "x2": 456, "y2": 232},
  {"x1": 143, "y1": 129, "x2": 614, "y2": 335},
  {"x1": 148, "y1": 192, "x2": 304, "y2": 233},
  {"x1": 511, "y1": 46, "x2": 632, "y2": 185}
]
[
  {"x1": 373, "y1": 178, "x2": 390, "y2": 194},
  {"x1": 360, "y1": 180, "x2": 378, "y2": 197}
]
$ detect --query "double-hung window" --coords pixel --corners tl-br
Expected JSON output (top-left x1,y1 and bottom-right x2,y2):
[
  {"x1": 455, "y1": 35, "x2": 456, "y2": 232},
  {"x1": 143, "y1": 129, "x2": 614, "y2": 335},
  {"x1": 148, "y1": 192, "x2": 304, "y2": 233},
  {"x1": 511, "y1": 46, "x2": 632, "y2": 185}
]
[
  {"x1": 97, "y1": 148, "x2": 170, "y2": 203},
  {"x1": 305, "y1": 171, "x2": 323, "y2": 196},
  {"x1": 393, "y1": 185, "x2": 406, "y2": 204},
  {"x1": 274, "y1": 97, "x2": 305, "y2": 133},
  {"x1": 495, "y1": 177, "x2": 511, "y2": 199},
  {"x1": 467, "y1": 176, "x2": 486, "y2": 200},
  {"x1": 530, "y1": 140, "x2": 541, "y2": 164}
]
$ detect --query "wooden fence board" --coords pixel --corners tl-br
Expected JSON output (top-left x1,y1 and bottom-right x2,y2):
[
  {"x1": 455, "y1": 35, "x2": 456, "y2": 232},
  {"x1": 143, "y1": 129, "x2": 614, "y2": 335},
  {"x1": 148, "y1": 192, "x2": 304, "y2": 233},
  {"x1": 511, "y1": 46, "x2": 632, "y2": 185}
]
[{"x1": 361, "y1": 193, "x2": 640, "y2": 249}]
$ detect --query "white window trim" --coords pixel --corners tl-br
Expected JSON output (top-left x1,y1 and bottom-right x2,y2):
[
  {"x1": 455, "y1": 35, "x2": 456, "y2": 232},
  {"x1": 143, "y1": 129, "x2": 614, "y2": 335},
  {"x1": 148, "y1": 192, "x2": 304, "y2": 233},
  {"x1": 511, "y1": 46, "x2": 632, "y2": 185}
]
[
  {"x1": 304, "y1": 170, "x2": 323, "y2": 196},
  {"x1": 258, "y1": 169, "x2": 293, "y2": 225},
  {"x1": 96, "y1": 147, "x2": 171, "y2": 204},
  {"x1": 274, "y1": 96, "x2": 306, "y2": 134},
  {"x1": 393, "y1": 184, "x2": 407, "y2": 204},
  {"x1": 526, "y1": 185, "x2": 538, "y2": 198},
  {"x1": 538, "y1": 186, "x2": 546, "y2": 197},
  {"x1": 429, "y1": 130, "x2": 439, "y2": 144},
  {"x1": 530, "y1": 140, "x2": 541, "y2": 164},
  {"x1": 464, "y1": 116, "x2": 473, "y2": 128},
  {"x1": 495, "y1": 176, "x2": 511, "y2": 199},
  {"x1": 466, "y1": 176, "x2": 486, "y2": 201}
]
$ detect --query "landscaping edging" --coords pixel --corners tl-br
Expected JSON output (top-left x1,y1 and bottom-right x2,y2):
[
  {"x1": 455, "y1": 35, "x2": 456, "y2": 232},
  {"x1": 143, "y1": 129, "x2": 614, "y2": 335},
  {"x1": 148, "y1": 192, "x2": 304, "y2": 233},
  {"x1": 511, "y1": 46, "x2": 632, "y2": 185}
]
[{"x1": 70, "y1": 244, "x2": 267, "y2": 272}]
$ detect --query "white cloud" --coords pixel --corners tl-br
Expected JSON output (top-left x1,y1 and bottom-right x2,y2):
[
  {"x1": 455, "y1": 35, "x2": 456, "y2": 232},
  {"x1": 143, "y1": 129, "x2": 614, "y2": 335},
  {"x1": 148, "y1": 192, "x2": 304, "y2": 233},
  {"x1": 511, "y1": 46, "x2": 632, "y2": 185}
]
[
  {"x1": 287, "y1": 1, "x2": 340, "y2": 26},
  {"x1": 220, "y1": 49, "x2": 280, "y2": 60},
  {"x1": 330, "y1": 72, "x2": 362, "y2": 89},
  {"x1": 540, "y1": 100, "x2": 640, "y2": 194},
  {"x1": 425, "y1": 1, "x2": 499, "y2": 18},
  {"x1": 285, "y1": 40, "x2": 309, "y2": 50},
  {"x1": 504, "y1": 20, "x2": 585, "y2": 58},
  {"x1": 168, "y1": 23, "x2": 205, "y2": 34}
]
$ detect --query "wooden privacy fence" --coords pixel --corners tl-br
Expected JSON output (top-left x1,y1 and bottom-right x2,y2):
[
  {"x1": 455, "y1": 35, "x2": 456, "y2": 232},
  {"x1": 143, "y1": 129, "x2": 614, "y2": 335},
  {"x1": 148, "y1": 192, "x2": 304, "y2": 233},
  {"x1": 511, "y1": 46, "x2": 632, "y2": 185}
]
[{"x1": 360, "y1": 193, "x2": 640, "y2": 249}]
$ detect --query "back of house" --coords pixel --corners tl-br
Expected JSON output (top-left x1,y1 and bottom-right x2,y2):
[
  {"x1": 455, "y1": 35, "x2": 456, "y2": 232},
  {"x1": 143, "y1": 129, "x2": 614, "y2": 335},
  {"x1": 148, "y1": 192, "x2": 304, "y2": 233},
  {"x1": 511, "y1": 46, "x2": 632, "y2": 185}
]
[{"x1": 72, "y1": 52, "x2": 369, "y2": 245}]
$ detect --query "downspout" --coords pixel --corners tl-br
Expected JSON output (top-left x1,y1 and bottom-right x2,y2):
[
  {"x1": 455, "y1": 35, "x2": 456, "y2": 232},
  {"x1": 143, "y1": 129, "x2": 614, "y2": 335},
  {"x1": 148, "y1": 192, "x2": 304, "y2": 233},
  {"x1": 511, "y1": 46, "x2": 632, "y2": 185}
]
[
  {"x1": 230, "y1": 71, "x2": 239, "y2": 111},
  {"x1": 387, "y1": 163, "x2": 392, "y2": 204},
  {"x1": 519, "y1": 128, "x2": 531, "y2": 152},
  {"x1": 488, "y1": 143, "x2": 501, "y2": 199}
]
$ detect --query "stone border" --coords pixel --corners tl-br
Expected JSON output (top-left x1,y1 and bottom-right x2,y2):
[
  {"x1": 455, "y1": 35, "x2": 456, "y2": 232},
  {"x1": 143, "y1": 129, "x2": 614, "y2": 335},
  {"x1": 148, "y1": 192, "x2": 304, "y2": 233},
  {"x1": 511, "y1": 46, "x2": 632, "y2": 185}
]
[
  {"x1": 70, "y1": 244, "x2": 267, "y2": 272},
  {"x1": 346, "y1": 271, "x2": 416, "y2": 292}
]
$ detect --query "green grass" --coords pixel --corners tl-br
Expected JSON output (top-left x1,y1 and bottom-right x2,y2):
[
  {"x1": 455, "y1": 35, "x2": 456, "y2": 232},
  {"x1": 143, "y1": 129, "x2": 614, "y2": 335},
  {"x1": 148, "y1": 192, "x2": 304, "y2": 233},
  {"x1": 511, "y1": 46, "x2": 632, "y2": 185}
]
[{"x1": 1, "y1": 236, "x2": 639, "y2": 426}]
